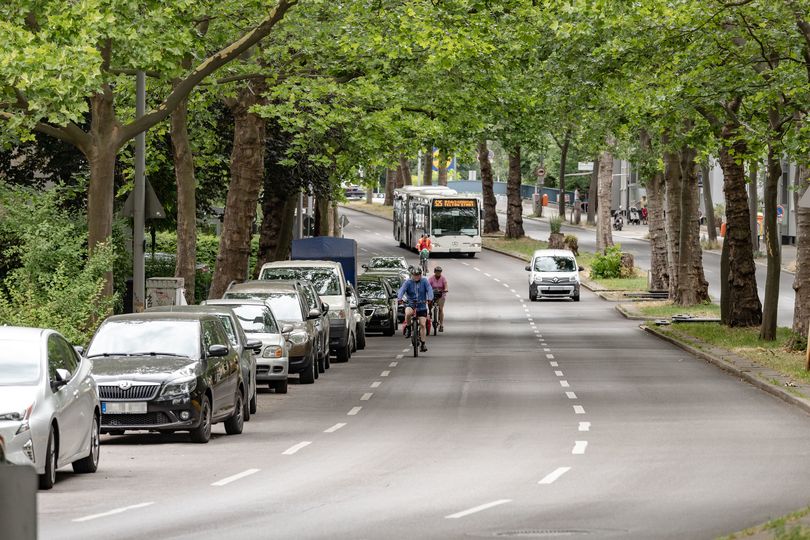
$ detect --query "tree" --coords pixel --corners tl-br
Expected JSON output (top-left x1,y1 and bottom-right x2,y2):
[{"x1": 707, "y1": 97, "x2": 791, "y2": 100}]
[
  {"x1": 596, "y1": 147, "x2": 614, "y2": 252},
  {"x1": 505, "y1": 146, "x2": 524, "y2": 239},
  {"x1": 478, "y1": 140, "x2": 499, "y2": 234}
]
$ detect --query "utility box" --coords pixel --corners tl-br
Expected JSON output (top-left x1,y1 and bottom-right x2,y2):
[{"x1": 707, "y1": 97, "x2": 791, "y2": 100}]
[
  {"x1": 0, "y1": 464, "x2": 37, "y2": 540},
  {"x1": 146, "y1": 277, "x2": 187, "y2": 308}
]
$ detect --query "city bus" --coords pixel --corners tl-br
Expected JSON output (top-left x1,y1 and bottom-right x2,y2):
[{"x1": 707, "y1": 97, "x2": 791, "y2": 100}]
[{"x1": 393, "y1": 186, "x2": 482, "y2": 257}]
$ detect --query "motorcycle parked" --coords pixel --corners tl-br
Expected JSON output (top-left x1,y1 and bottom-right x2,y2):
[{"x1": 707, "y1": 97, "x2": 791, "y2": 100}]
[{"x1": 628, "y1": 206, "x2": 641, "y2": 226}]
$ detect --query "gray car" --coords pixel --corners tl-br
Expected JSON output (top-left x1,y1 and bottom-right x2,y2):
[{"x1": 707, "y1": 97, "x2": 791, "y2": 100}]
[
  {"x1": 296, "y1": 280, "x2": 331, "y2": 373},
  {"x1": 148, "y1": 305, "x2": 261, "y2": 420}
]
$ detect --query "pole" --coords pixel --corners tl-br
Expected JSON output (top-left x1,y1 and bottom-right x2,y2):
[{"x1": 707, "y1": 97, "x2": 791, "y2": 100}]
[
  {"x1": 295, "y1": 191, "x2": 303, "y2": 240},
  {"x1": 133, "y1": 71, "x2": 146, "y2": 312}
]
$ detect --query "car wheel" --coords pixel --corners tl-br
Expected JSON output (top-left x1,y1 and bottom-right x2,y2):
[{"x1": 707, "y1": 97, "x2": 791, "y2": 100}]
[
  {"x1": 317, "y1": 353, "x2": 325, "y2": 374},
  {"x1": 351, "y1": 332, "x2": 357, "y2": 353},
  {"x1": 249, "y1": 385, "x2": 257, "y2": 415},
  {"x1": 224, "y1": 391, "x2": 244, "y2": 435},
  {"x1": 529, "y1": 288, "x2": 538, "y2": 302},
  {"x1": 324, "y1": 350, "x2": 331, "y2": 370},
  {"x1": 314, "y1": 353, "x2": 320, "y2": 379},
  {"x1": 336, "y1": 341, "x2": 350, "y2": 363},
  {"x1": 356, "y1": 324, "x2": 367, "y2": 350},
  {"x1": 242, "y1": 388, "x2": 251, "y2": 422},
  {"x1": 573, "y1": 293, "x2": 581, "y2": 302},
  {"x1": 39, "y1": 426, "x2": 57, "y2": 490},
  {"x1": 300, "y1": 355, "x2": 315, "y2": 384},
  {"x1": 189, "y1": 395, "x2": 212, "y2": 444},
  {"x1": 72, "y1": 415, "x2": 100, "y2": 474},
  {"x1": 274, "y1": 379, "x2": 289, "y2": 394}
]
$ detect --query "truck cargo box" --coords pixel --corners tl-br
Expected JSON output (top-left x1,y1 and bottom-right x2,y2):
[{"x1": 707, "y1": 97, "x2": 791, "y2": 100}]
[{"x1": 291, "y1": 237, "x2": 358, "y2": 286}]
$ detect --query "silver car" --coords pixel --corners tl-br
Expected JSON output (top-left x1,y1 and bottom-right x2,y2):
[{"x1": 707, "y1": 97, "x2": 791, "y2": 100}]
[{"x1": 0, "y1": 327, "x2": 100, "y2": 489}]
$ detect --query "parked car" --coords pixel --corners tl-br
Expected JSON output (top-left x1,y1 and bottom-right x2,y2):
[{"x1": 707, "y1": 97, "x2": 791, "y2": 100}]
[
  {"x1": 258, "y1": 260, "x2": 356, "y2": 362},
  {"x1": 0, "y1": 327, "x2": 100, "y2": 489},
  {"x1": 202, "y1": 299, "x2": 292, "y2": 394},
  {"x1": 356, "y1": 275, "x2": 398, "y2": 336},
  {"x1": 346, "y1": 282, "x2": 367, "y2": 350},
  {"x1": 361, "y1": 256, "x2": 409, "y2": 280},
  {"x1": 147, "y1": 305, "x2": 261, "y2": 421},
  {"x1": 363, "y1": 271, "x2": 407, "y2": 324},
  {"x1": 525, "y1": 249, "x2": 583, "y2": 302},
  {"x1": 224, "y1": 281, "x2": 321, "y2": 384},
  {"x1": 295, "y1": 280, "x2": 331, "y2": 373},
  {"x1": 86, "y1": 312, "x2": 245, "y2": 443}
]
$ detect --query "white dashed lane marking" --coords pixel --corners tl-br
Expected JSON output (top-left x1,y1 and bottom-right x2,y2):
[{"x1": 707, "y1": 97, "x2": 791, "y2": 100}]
[
  {"x1": 550, "y1": 361, "x2": 558, "y2": 367},
  {"x1": 348, "y1": 407, "x2": 363, "y2": 415},
  {"x1": 539, "y1": 467, "x2": 571, "y2": 485},
  {"x1": 546, "y1": 354, "x2": 555, "y2": 359},
  {"x1": 370, "y1": 381, "x2": 381, "y2": 388},
  {"x1": 579, "y1": 422, "x2": 591, "y2": 432},
  {"x1": 560, "y1": 380, "x2": 570, "y2": 388},
  {"x1": 555, "y1": 371, "x2": 564, "y2": 377},
  {"x1": 573, "y1": 405, "x2": 586, "y2": 414},
  {"x1": 282, "y1": 442, "x2": 311, "y2": 456},
  {"x1": 324, "y1": 423, "x2": 347, "y2": 433},
  {"x1": 73, "y1": 502, "x2": 155, "y2": 523},
  {"x1": 445, "y1": 499, "x2": 512, "y2": 519},
  {"x1": 212, "y1": 469, "x2": 261, "y2": 486},
  {"x1": 566, "y1": 392, "x2": 577, "y2": 399},
  {"x1": 396, "y1": 354, "x2": 403, "y2": 359},
  {"x1": 390, "y1": 362, "x2": 398, "y2": 367},
  {"x1": 381, "y1": 371, "x2": 391, "y2": 377},
  {"x1": 572, "y1": 441, "x2": 588, "y2": 455}
]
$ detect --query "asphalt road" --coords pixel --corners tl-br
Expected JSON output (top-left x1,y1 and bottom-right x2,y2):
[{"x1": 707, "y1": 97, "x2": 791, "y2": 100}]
[
  {"x1": 37, "y1": 208, "x2": 810, "y2": 540},
  {"x1": 502, "y1": 213, "x2": 797, "y2": 327}
]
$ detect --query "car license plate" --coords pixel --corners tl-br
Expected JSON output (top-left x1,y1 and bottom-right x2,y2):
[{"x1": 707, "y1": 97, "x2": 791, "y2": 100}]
[
  {"x1": 450, "y1": 248, "x2": 461, "y2": 252},
  {"x1": 102, "y1": 402, "x2": 147, "y2": 414}
]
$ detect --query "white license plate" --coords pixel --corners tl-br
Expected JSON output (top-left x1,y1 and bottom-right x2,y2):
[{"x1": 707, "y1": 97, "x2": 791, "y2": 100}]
[
  {"x1": 449, "y1": 248, "x2": 461, "y2": 252},
  {"x1": 102, "y1": 402, "x2": 147, "y2": 414}
]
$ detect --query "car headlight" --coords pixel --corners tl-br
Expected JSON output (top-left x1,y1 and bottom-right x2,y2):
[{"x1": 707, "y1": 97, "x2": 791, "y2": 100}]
[
  {"x1": 0, "y1": 403, "x2": 34, "y2": 435},
  {"x1": 160, "y1": 377, "x2": 197, "y2": 398},
  {"x1": 288, "y1": 331, "x2": 308, "y2": 344},
  {"x1": 375, "y1": 306, "x2": 389, "y2": 315},
  {"x1": 328, "y1": 310, "x2": 346, "y2": 320},
  {"x1": 263, "y1": 346, "x2": 283, "y2": 358}
]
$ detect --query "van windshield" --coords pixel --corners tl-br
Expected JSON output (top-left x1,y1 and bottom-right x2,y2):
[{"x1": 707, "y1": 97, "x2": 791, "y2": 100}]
[
  {"x1": 534, "y1": 256, "x2": 576, "y2": 272},
  {"x1": 260, "y1": 267, "x2": 341, "y2": 296}
]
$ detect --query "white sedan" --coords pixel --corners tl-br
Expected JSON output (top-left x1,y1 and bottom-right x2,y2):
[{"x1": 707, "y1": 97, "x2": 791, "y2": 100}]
[{"x1": 0, "y1": 327, "x2": 100, "y2": 489}]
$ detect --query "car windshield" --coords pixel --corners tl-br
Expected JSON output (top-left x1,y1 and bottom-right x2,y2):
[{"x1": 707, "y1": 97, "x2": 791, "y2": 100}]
[
  {"x1": 0, "y1": 340, "x2": 40, "y2": 386},
  {"x1": 230, "y1": 304, "x2": 279, "y2": 334},
  {"x1": 534, "y1": 256, "x2": 576, "y2": 272},
  {"x1": 262, "y1": 293, "x2": 303, "y2": 321},
  {"x1": 357, "y1": 281, "x2": 387, "y2": 300},
  {"x1": 260, "y1": 267, "x2": 341, "y2": 296},
  {"x1": 431, "y1": 205, "x2": 479, "y2": 237},
  {"x1": 369, "y1": 258, "x2": 406, "y2": 270},
  {"x1": 87, "y1": 320, "x2": 200, "y2": 358}
]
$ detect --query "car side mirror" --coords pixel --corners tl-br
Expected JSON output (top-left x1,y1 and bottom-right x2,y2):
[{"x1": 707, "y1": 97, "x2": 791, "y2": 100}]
[
  {"x1": 321, "y1": 303, "x2": 329, "y2": 314},
  {"x1": 578, "y1": 266, "x2": 584, "y2": 272},
  {"x1": 207, "y1": 344, "x2": 229, "y2": 358},
  {"x1": 74, "y1": 346, "x2": 85, "y2": 357},
  {"x1": 245, "y1": 339, "x2": 263, "y2": 353},
  {"x1": 281, "y1": 324, "x2": 294, "y2": 335},
  {"x1": 307, "y1": 309, "x2": 322, "y2": 320},
  {"x1": 345, "y1": 290, "x2": 352, "y2": 297},
  {"x1": 52, "y1": 368, "x2": 72, "y2": 390},
  {"x1": 525, "y1": 265, "x2": 531, "y2": 271}
]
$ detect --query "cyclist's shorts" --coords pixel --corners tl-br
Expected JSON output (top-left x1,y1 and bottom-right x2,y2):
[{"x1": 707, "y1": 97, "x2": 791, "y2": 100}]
[{"x1": 415, "y1": 308, "x2": 428, "y2": 317}]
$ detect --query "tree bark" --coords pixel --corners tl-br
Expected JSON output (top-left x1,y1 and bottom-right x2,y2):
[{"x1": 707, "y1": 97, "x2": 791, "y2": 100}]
[
  {"x1": 721, "y1": 233, "x2": 730, "y2": 324},
  {"x1": 254, "y1": 191, "x2": 295, "y2": 276},
  {"x1": 478, "y1": 140, "x2": 499, "y2": 234},
  {"x1": 170, "y1": 98, "x2": 197, "y2": 303},
  {"x1": 395, "y1": 163, "x2": 405, "y2": 189},
  {"x1": 422, "y1": 145, "x2": 433, "y2": 186},
  {"x1": 383, "y1": 168, "x2": 395, "y2": 206},
  {"x1": 208, "y1": 89, "x2": 266, "y2": 299},
  {"x1": 596, "y1": 150, "x2": 614, "y2": 252},
  {"x1": 664, "y1": 147, "x2": 682, "y2": 298},
  {"x1": 399, "y1": 156, "x2": 412, "y2": 186},
  {"x1": 718, "y1": 133, "x2": 762, "y2": 326},
  {"x1": 505, "y1": 146, "x2": 524, "y2": 239},
  {"x1": 749, "y1": 163, "x2": 759, "y2": 252},
  {"x1": 365, "y1": 185, "x2": 373, "y2": 204},
  {"x1": 587, "y1": 158, "x2": 598, "y2": 226},
  {"x1": 760, "y1": 143, "x2": 781, "y2": 341},
  {"x1": 437, "y1": 149, "x2": 448, "y2": 186},
  {"x1": 701, "y1": 164, "x2": 717, "y2": 243},
  {"x1": 792, "y1": 165, "x2": 809, "y2": 347},
  {"x1": 557, "y1": 131, "x2": 570, "y2": 222},
  {"x1": 647, "y1": 169, "x2": 669, "y2": 291},
  {"x1": 675, "y1": 149, "x2": 709, "y2": 305},
  {"x1": 315, "y1": 196, "x2": 330, "y2": 236}
]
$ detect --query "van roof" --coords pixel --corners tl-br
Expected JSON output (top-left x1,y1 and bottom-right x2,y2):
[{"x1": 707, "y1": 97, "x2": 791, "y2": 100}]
[
  {"x1": 531, "y1": 249, "x2": 576, "y2": 258},
  {"x1": 260, "y1": 260, "x2": 341, "y2": 269}
]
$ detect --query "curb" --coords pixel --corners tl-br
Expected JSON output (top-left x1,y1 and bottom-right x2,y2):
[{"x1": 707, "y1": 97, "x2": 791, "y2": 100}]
[
  {"x1": 614, "y1": 303, "x2": 647, "y2": 320},
  {"x1": 340, "y1": 204, "x2": 393, "y2": 222},
  {"x1": 642, "y1": 325, "x2": 810, "y2": 416}
]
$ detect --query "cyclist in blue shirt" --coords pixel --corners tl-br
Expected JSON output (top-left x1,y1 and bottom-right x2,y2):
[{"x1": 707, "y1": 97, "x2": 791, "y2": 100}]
[{"x1": 397, "y1": 266, "x2": 434, "y2": 352}]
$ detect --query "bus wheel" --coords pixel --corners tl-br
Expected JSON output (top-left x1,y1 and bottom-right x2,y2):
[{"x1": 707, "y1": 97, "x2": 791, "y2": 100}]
[{"x1": 467, "y1": 252, "x2": 476, "y2": 258}]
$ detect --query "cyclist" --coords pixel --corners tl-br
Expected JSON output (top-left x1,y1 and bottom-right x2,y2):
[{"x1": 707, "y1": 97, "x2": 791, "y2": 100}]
[
  {"x1": 397, "y1": 266, "x2": 433, "y2": 352},
  {"x1": 416, "y1": 233, "x2": 432, "y2": 273},
  {"x1": 427, "y1": 266, "x2": 448, "y2": 332}
]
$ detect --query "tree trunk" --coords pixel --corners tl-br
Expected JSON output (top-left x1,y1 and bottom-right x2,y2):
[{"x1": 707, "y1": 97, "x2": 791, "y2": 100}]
[
  {"x1": 701, "y1": 164, "x2": 717, "y2": 243},
  {"x1": 749, "y1": 163, "x2": 759, "y2": 252},
  {"x1": 365, "y1": 185, "x2": 373, "y2": 204},
  {"x1": 423, "y1": 145, "x2": 433, "y2": 186},
  {"x1": 760, "y1": 143, "x2": 781, "y2": 341},
  {"x1": 437, "y1": 149, "x2": 448, "y2": 186},
  {"x1": 721, "y1": 233, "x2": 730, "y2": 324},
  {"x1": 383, "y1": 168, "x2": 395, "y2": 206},
  {"x1": 664, "y1": 148, "x2": 682, "y2": 298},
  {"x1": 792, "y1": 165, "x2": 809, "y2": 348},
  {"x1": 596, "y1": 151, "x2": 614, "y2": 252},
  {"x1": 315, "y1": 196, "x2": 330, "y2": 236},
  {"x1": 399, "y1": 156, "x2": 412, "y2": 186},
  {"x1": 478, "y1": 140, "x2": 499, "y2": 234},
  {"x1": 558, "y1": 131, "x2": 570, "y2": 222},
  {"x1": 254, "y1": 191, "x2": 295, "y2": 275},
  {"x1": 647, "y1": 169, "x2": 669, "y2": 291},
  {"x1": 675, "y1": 149, "x2": 709, "y2": 305},
  {"x1": 170, "y1": 98, "x2": 197, "y2": 304},
  {"x1": 587, "y1": 158, "x2": 598, "y2": 226},
  {"x1": 395, "y1": 163, "x2": 405, "y2": 189},
  {"x1": 718, "y1": 134, "x2": 762, "y2": 326},
  {"x1": 208, "y1": 91, "x2": 266, "y2": 299},
  {"x1": 505, "y1": 146, "x2": 524, "y2": 239}
]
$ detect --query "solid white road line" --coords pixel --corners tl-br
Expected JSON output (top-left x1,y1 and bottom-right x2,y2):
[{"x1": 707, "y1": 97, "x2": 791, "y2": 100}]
[
  {"x1": 566, "y1": 391, "x2": 577, "y2": 399},
  {"x1": 361, "y1": 393, "x2": 373, "y2": 401},
  {"x1": 73, "y1": 502, "x2": 155, "y2": 523},
  {"x1": 573, "y1": 405, "x2": 586, "y2": 414},
  {"x1": 539, "y1": 467, "x2": 571, "y2": 485},
  {"x1": 371, "y1": 381, "x2": 381, "y2": 388},
  {"x1": 555, "y1": 370, "x2": 564, "y2": 377},
  {"x1": 546, "y1": 354, "x2": 555, "y2": 359},
  {"x1": 381, "y1": 370, "x2": 391, "y2": 377},
  {"x1": 325, "y1": 423, "x2": 347, "y2": 433},
  {"x1": 282, "y1": 442, "x2": 312, "y2": 456},
  {"x1": 445, "y1": 499, "x2": 512, "y2": 519},
  {"x1": 348, "y1": 406, "x2": 363, "y2": 415},
  {"x1": 390, "y1": 361, "x2": 398, "y2": 367},
  {"x1": 550, "y1": 361, "x2": 558, "y2": 367},
  {"x1": 572, "y1": 441, "x2": 588, "y2": 455},
  {"x1": 212, "y1": 468, "x2": 261, "y2": 486},
  {"x1": 560, "y1": 380, "x2": 570, "y2": 388},
  {"x1": 578, "y1": 422, "x2": 591, "y2": 432}
]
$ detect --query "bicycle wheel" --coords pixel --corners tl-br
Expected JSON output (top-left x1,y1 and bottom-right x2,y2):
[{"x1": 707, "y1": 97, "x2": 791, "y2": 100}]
[{"x1": 412, "y1": 319, "x2": 419, "y2": 357}]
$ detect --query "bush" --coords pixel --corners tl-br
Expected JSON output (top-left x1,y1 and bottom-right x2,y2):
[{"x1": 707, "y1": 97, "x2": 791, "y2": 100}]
[
  {"x1": 590, "y1": 244, "x2": 623, "y2": 279},
  {"x1": 549, "y1": 216, "x2": 563, "y2": 234}
]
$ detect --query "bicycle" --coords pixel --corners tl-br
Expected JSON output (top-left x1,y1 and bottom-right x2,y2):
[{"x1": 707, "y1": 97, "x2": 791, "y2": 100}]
[
  {"x1": 419, "y1": 248, "x2": 429, "y2": 274},
  {"x1": 410, "y1": 311, "x2": 421, "y2": 357},
  {"x1": 430, "y1": 290, "x2": 443, "y2": 336}
]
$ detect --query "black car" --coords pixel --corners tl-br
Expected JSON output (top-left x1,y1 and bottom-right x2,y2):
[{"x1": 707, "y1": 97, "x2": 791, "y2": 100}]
[
  {"x1": 356, "y1": 275, "x2": 398, "y2": 336},
  {"x1": 363, "y1": 271, "x2": 407, "y2": 324},
  {"x1": 86, "y1": 312, "x2": 245, "y2": 443}
]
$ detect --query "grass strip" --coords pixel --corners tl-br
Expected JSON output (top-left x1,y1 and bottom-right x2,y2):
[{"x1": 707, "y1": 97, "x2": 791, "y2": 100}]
[{"x1": 637, "y1": 300, "x2": 721, "y2": 319}]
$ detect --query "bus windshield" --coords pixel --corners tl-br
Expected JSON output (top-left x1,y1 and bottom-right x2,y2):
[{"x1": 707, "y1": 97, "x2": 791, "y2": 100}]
[{"x1": 431, "y1": 206, "x2": 479, "y2": 237}]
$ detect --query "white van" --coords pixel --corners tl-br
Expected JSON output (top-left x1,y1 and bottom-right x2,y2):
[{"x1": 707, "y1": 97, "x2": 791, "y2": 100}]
[
  {"x1": 259, "y1": 260, "x2": 356, "y2": 362},
  {"x1": 525, "y1": 249, "x2": 583, "y2": 302}
]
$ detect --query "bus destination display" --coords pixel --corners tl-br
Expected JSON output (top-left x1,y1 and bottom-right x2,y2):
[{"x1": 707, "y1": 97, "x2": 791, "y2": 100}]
[{"x1": 432, "y1": 199, "x2": 476, "y2": 208}]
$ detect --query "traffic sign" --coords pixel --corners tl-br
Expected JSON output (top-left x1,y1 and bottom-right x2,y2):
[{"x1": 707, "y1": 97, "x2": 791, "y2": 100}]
[{"x1": 776, "y1": 204, "x2": 784, "y2": 224}]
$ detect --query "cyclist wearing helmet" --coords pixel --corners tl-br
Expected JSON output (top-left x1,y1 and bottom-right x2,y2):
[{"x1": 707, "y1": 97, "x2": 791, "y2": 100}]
[
  {"x1": 428, "y1": 266, "x2": 448, "y2": 332},
  {"x1": 397, "y1": 266, "x2": 433, "y2": 352},
  {"x1": 416, "y1": 233, "x2": 432, "y2": 274}
]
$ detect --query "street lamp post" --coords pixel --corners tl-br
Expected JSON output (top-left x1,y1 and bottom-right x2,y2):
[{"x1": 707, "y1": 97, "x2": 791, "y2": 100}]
[{"x1": 133, "y1": 71, "x2": 146, "y2": 312}]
